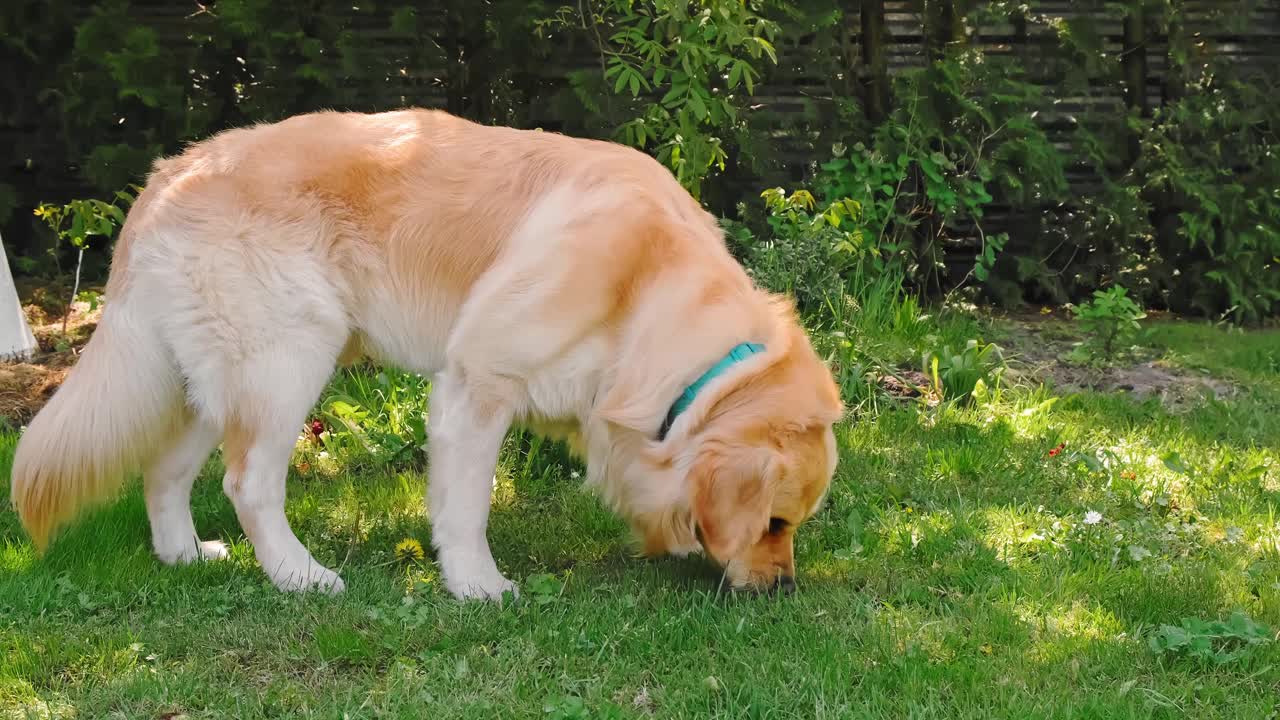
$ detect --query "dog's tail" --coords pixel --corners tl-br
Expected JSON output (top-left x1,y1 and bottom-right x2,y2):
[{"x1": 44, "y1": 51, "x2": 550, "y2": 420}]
[{"x1": 10, "y1": 301, "x2": 184, "y2": 550}]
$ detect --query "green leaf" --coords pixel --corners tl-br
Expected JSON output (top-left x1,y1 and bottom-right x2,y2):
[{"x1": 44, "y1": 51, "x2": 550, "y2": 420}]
[
  {"x1": 69, "y1": 212, "x2": 87, "y2": 246},
  {"x1": 1161, "y1": 451, "x2": 1190, "y2": 475},
  {"x1": 687, "y1": 89, "x2": 708, "y2": 120},
  {"x1": 753, "y1": 37, "x2": 777, "y2": 64}
]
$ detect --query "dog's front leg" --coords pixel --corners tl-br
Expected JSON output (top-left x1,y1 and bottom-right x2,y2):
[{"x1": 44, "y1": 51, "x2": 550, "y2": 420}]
[{"x1": 427, "y1": 368, "x2": 518, "y2": 601}]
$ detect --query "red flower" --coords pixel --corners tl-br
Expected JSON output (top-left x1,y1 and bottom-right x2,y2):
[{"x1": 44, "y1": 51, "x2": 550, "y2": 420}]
[
  {"x1": 309, "y1": 419, "x2": 325, "y2": 439},
  {"x1": 1048, "y1": 442, "x2": 1065, "y2": 457}
]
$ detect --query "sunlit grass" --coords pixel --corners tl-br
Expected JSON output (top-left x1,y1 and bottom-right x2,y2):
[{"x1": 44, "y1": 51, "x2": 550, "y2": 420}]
[{"x1": 0, "y1": 305, "x2": 1277, "y2": 718}]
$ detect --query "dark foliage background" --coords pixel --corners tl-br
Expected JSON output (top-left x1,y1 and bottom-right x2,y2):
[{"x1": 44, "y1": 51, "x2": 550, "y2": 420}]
[{"x1": 2, "y1": 1, "x2": 1277, "y2": 321}]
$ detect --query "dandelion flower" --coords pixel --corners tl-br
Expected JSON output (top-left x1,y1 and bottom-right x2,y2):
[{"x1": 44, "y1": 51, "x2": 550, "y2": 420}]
[
  {"x1": 395, "y1": 538, "x2": 426, "y2": 563},
  {"x1": 1084, "y1": 510, "x2": 1103, "y2": 525}
]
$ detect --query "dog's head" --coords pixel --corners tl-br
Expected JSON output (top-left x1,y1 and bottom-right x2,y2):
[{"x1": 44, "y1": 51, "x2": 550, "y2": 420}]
[
  {"x1": 677, "y1": 330, "x2": 841, "y2": 592},
  {"x1": 684, "y1": 417, "x2": 837, "y2": 591},
  {"x1": 602, "y1": 315, "x2": 843, "y2": 594}
]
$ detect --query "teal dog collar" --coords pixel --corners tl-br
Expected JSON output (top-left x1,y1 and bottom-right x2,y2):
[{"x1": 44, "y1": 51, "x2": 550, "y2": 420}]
[{"x1": 658, "y1": 342, "x2": 765, "y2": 440}]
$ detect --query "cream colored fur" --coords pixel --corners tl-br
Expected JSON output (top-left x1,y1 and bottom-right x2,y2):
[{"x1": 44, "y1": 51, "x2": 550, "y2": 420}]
[{"x1": 10, "y1": 109, "x2": 843, "y2": 599}]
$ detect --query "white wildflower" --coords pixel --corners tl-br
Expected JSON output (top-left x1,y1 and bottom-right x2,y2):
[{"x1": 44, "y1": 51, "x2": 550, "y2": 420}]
[{"x1": 1084, "y1": 510, "x2": 1103, "y2": 525}]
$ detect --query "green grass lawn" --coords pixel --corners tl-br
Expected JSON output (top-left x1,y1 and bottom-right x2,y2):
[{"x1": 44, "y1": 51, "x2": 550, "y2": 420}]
[{"x1": 2, "y1": 308, "x2": 1278, "y2": 719}]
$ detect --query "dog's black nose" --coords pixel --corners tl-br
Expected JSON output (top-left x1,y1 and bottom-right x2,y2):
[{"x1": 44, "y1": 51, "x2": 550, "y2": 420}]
[{"x1": 775, "y1": 575, "x2": 796, "y2": 595}]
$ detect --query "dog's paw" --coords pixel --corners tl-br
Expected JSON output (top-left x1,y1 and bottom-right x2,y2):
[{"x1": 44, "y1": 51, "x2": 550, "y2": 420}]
[
  {"x1": 438, "y1": 546, "x2": 518, "y2": 602},
  {"x1": 447, "y1": 571, "x2": 519, "y2": 602},
  {"x1": 196, "y1": 540, "x2": 231, "y2": 561},
  {"x1": 268, "y1": 562, "x2": 346, "y2": 594},
  {"x1": 156, "y1": 539, "x2": 231, "y2": 566}
]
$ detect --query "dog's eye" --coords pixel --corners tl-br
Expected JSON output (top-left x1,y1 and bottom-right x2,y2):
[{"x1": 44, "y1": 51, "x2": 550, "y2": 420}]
[{"x1": 767, "y1": 517, "x2": 788, "y2": 535}]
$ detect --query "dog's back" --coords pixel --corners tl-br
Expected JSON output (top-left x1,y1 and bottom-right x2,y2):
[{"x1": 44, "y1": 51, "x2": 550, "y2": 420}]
[{"x1": 9, "y1": 108, "x2": 729, "y2": 556}]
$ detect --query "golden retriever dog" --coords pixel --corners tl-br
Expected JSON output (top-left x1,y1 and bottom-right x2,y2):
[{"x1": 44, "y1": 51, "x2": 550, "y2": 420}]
[{"x1": 10, "y1": 109, "x2": 843, "y2": 599}]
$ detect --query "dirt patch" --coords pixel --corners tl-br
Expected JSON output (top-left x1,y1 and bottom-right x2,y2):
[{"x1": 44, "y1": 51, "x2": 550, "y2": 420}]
[
  {"x1": 0, "y1": 363, "x2": 69, "y2": 424},
  {"x1": 877, "y1": 369, "x2": 933, "y2": 399},
  {"x1": 998, "y1": 315, "x2": 1236, "y2": 409},
  {"x1": 0, "y1": 294, "x2": 101, "y2": 425},
  {"x1": 1035, "y1": 360, "x2": 1235, "y2": 405}
]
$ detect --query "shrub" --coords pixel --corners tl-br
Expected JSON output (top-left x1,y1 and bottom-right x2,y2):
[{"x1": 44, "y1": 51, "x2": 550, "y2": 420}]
[
  {"x1": 922, "y1": 339, "x2": 1006, "y2": 404},
  {"x1": 730, "y1": 187, "x2": 869, "y2": 313},
  {"x1": 6, "y1": 1, "x2": 1276, "y2": 326},
  {"x1": 1070, "y1": 286, "x2": 1146, "y2": 363},
  {"x1": 551, "y1": 0, "x2": 779, "y2": 199},
  {"x1": 1137, "y1": 67, "x2": 1280, "y2": 323},
  {"x1": 816, "y1": 48, "x2": 1067, "y2": 298},
  {"x1": 31, "y1": 189, "x2": 135, "y2": 334}
]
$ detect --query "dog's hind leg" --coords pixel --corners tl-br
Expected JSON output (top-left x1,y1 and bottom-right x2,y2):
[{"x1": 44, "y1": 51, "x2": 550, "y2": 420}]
[
  {"x1": 145, "y1": 413, "x2": 227, "y2": 565},
  {"x1": 219, "y1": 350, "x2": 344, "y2": 593},
  {"x1": 427, "y1": 367, "x2": 517, "y2": 600}
]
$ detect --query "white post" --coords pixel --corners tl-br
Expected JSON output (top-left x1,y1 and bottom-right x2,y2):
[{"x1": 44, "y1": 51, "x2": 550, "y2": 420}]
[{"x1": 0, "y1": 230, "x2": 38, "y2": 362}]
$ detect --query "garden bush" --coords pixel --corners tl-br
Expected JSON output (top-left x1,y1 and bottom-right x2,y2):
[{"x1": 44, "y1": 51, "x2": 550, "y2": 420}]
[{"x1": 3, "y1": 0, "x2": 1277, "y2": 323}]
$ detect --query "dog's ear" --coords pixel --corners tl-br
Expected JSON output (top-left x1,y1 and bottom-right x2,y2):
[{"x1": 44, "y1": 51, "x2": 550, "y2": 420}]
[{"x1": 690, "y1": 446, "x2": 782, "y2": 562}]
